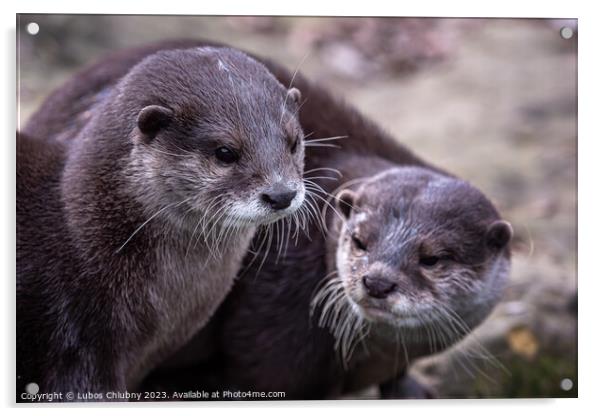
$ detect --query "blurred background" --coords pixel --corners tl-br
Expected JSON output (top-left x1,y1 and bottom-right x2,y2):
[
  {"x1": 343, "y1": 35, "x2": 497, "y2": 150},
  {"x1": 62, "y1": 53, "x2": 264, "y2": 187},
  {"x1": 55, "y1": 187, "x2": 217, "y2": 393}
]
[{"x1": 17, "y1": 15, "x2": 577, "y2": 398}]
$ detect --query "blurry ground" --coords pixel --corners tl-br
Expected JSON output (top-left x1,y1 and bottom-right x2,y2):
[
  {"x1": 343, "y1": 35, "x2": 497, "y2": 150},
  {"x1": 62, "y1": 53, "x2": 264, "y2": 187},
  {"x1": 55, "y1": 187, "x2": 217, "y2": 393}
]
[{"x1": 17, "y1": 15, "x2": 577, "y2": 398}]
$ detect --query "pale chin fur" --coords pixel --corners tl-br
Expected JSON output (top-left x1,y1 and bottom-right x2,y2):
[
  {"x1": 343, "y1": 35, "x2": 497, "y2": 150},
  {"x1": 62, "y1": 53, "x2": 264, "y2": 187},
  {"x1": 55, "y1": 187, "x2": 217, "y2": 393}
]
[
  {"x1": 343, "y1": 279, "x2": 430, "y2": 329},
  {"x1": 358, "y1": 296, "x2": 435, "y2": 328},
  {"x1": 226, "y1": 185, "x2": 306, "y2": 226}
]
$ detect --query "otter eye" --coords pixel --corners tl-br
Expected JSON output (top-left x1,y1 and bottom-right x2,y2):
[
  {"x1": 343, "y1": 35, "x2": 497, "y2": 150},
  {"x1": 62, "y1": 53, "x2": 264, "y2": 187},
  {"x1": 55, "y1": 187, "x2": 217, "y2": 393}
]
[
  {"x1": 351, "y1": 233, "x2": 367, "y2": 251},
  {"x1": 419, "y1": 256, "x2": 439, "y2": 267},
  {"x1": 291, "y1": 137, "x2": 299, "y2": 154},
  {"x1": 215, "y1": 146, "x2": 239, "y2": 164}
]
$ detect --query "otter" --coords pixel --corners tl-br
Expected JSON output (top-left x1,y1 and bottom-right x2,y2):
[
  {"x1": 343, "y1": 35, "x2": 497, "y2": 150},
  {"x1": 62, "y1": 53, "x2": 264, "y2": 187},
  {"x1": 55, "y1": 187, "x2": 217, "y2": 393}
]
[
  {"x1": 21, "y1": 39, "x2": 511, "y2": 399},
  {"x1": 17, "y1": 46, "x2": 306, "y2": 399}
]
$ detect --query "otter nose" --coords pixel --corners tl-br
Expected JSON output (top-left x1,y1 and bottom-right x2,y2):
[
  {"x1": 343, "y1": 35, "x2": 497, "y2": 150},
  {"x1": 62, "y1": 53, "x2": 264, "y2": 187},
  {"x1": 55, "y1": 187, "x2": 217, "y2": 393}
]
[
  {"x1": 362, "y1": 275, "x2": 398, "y2": 299},
  {"x1": 261, "y1": 184, "x2": 297, "y2": 211}
]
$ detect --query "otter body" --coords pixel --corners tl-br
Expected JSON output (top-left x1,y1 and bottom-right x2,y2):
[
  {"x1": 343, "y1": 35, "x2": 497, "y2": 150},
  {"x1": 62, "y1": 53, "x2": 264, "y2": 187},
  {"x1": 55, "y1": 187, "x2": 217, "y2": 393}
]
[
  {"x1": 17, "y1": 46, "x2": 306, "y2": 398},
  {"x1": 22, "y1": 40, "x2": 511, "y2": 400}
]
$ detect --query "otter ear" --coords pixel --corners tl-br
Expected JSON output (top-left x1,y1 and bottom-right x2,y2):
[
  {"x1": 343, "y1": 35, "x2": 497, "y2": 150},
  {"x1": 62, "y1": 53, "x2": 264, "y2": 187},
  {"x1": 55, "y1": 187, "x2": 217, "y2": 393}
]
[
  {"x1": 337, "y1": 189, "x2": 357, "y2": 219},
  {"x1": 286, "y1": 87, "x2": 302, "y2": 105},
  {"x1": 486, "y1": 220, "x2": 513, "y2": 250},
  {"x1": 137, "y1": 105, "x2": 173, "y2": 141}
]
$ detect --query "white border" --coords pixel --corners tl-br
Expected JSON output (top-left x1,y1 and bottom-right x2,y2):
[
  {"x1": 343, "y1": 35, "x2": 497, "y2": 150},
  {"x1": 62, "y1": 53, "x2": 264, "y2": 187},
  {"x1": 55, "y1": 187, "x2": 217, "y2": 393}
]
[{"x1": 3, "y1": 1, "x2": 600, "y2": 415}]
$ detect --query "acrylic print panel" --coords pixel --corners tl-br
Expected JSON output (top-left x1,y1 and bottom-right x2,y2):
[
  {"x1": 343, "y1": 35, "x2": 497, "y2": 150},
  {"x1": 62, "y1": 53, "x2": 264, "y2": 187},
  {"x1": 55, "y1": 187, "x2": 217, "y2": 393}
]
[{"x1": 16, "y1": 14, "x2": 577, "y2": 402}]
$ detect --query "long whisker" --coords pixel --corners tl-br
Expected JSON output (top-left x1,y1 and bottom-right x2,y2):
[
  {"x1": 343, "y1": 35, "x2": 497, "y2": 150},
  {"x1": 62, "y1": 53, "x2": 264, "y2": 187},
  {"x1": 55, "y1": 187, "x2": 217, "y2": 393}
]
[
  {"x1": 304, "y1": 135, "x2": 347, "y2": 144},
  {"x1": 304, "y1": 143, "x2": 341, "y2": 149},
  {"x1": 280, "y1": 49, "x2": 311, "y2": 125},
  {"x1": 151, "y1": 148, "x2": 191, "y2": 158},
  {"x1": 305, "y1": 167, "x2": 342, "y2": 177},
  {"x1": 116, "y1": 197, "x2": 191, "y2": 253},
  {"x1": 303, "y1": 176, "x2": 339, "y2": 181},
  {"x1": 185, "y1": 194, "x2": 223, "y2": 258}
]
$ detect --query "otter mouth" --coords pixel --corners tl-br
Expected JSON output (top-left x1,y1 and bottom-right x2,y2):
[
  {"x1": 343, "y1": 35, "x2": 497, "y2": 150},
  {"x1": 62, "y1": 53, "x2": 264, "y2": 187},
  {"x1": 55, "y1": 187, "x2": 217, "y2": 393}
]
[
  {"x1": 224, "y1": 208, "x2": 300, "y2": 228},
  {"x1": 227, "y1": 186, "x2": 306, "y2": 226},
  {"x1": 354, "y1": 300, "x2": 428, "y2": 328}
]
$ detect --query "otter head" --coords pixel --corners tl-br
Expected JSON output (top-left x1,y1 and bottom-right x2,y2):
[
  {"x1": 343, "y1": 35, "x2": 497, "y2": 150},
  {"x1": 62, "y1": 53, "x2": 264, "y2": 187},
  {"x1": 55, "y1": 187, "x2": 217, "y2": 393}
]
[
  {"x1": 333, "y1": 167, "x2": 512, "y2": 346},
  {"x1": 117, "y1": 47, "x2": 305, "y2": 231}
]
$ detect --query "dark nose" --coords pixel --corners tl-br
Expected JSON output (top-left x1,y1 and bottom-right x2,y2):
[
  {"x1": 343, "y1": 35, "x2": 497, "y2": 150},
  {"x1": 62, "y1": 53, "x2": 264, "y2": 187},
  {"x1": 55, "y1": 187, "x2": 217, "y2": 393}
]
[
  {"x1": 261, "y1": 185, "x2": 297, "y2": 211},
  {"x1": 362, "y1": 275, "x2": 398, "y2": 299}
]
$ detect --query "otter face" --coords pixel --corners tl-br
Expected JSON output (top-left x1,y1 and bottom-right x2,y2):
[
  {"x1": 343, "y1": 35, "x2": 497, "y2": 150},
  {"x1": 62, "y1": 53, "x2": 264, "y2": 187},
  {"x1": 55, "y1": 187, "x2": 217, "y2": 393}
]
[
  {"x1": 125, "y1": 47, "x2": 306, "y2": 229},
  {"x1": 334, "y1": 167, "x2": 512, "y2": 342}
]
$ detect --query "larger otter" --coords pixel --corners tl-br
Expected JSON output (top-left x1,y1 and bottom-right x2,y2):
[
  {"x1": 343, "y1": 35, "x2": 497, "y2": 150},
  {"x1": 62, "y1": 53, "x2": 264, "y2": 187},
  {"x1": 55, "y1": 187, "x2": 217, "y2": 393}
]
[{"x1": 17, "y1": 46, "x2": 306, "y2": 399}]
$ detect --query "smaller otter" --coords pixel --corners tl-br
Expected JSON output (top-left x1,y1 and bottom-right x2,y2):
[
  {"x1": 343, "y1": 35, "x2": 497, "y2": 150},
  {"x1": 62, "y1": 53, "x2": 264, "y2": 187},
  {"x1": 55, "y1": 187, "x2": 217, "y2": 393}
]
[
  {"x1": 17, "y1": 47, "x2": 306, "y2": 399},
  {"x1": 321, "y1": 166, "x2": 512, "y2": 393}
]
